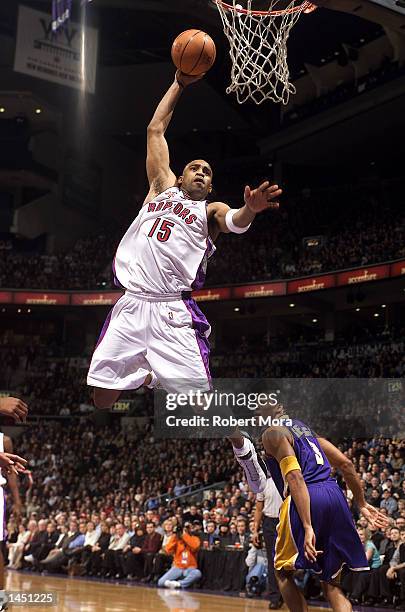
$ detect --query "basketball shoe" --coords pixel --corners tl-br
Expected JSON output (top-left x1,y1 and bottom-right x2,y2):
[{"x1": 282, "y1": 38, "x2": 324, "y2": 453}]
[{"x1": 233, "y1": 432, "x2": 268, "y2": 494}]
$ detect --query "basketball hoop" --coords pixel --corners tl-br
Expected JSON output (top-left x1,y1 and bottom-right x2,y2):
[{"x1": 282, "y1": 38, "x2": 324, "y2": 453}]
[{"x1": 214, "y1": 0, "x2": 317, "y2": 105}]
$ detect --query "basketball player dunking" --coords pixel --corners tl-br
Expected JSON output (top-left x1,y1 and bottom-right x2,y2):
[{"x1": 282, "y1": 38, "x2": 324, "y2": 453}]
[
  {"x1": 87, "y1": 71, "x2": 281, "y2": 470},
  {"x1": 87, "y1": 71, "x2": 280, "y2": 484}
]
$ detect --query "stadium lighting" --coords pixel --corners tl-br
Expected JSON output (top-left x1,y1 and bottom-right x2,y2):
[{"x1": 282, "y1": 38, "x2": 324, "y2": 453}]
[
  {"x1": 312, "y1": 318, "x2": 318, "y2": 323},
  {"x1": 374, "y1": 313, "x2": 380, "y2": 318},
  {"x1": 0, "y1": 107, "x2": 5, "y2": 113},
  {"x1": 35, "y1": 108, "x2": 42, "y2": 114},
  {"x1": 234, "y1": 307, "x2": 240, "y2": 312},
  {"x1": 355, "y1": 308, "x2": 360, "y2": 312},
  {"x1": 381, "y1": 304, "x2": 386, "y2": 308},
  {"x1": 289, "y1": 303, "x2": 295, "y2": 308}
]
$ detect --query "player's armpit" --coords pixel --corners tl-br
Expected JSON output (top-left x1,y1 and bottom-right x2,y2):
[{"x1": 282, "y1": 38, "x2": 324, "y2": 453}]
[{"x1": 207, "y1": 202, "x2": 231, "y2": 234}]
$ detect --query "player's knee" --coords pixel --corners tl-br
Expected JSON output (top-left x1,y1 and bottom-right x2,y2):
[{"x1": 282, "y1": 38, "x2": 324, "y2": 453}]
[{"x1": 276, "y1": 568, "x2": 292, "y2": 586}]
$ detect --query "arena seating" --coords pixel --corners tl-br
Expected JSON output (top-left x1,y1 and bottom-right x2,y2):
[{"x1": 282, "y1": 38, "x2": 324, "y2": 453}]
[
  {"x1": 5, "y1": 418, "x2": 404, "y2": 606},
  {"x1": 1, "y1": 185, "x2": 404, "y2": 290}
]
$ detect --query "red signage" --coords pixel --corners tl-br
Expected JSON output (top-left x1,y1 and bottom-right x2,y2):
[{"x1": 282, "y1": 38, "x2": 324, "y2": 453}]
[
  {"x1": 233, "y1": 282, "x2": 286, "y2": 298},
  {"x1": 193, "y1": 288, "x2": 232, "y2": 302},
  {"x1": 0, "y1": 292, "x2": 12, "y2": 304},
  {"x1": 390, "y1": 260, "x2": 405, "y2": 277},
  {"x1": 14, "y1": 292, "x2": 70, "y2": 305},
  {"x1": 71, "y1": 292, "x2": 122, "y2": 306},
  {"x1": 288, "y1": 275, "x2": 335, "y2": 294},
  {"x1": 337, "y1": 265, "x2": 389, "y2": 287}
]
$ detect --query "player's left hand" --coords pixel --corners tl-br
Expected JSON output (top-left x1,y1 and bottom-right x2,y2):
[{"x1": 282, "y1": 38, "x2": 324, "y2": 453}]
[
  {"x1": 359, "y1": 503, "x2": 390, "y2": 530},
  {"x1": 244, "y1": 181, "x2": 282, "y2": 213},
  {"x1": 303, "y1": 526, "x2": 323, "y2": 563}
]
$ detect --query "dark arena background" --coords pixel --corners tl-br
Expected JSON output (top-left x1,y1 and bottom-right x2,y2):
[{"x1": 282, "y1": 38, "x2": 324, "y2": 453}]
[{"x1": 0, "y1": 0, "x2": 404, "y2": 611}]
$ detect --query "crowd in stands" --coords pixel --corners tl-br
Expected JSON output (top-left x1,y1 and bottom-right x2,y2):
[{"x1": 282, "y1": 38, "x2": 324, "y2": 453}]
[
  {"x1": 0, "y1": 325, "x2": 404, "y2": 437},
  {"x1": 284, "y1": 57, "x2": 405, "y2": 126},
  {"x1": 3, "y1": 417, "x2": 404, "y2": 607},
  {"x1": 1, "y1": 182, "x2": 404, "y2": 290}
]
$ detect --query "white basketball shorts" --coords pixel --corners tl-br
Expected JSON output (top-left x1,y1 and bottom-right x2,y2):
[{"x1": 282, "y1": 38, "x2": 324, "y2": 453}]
[{"x1": 87, "y1": 291, "x2": 212, "y2": 393}]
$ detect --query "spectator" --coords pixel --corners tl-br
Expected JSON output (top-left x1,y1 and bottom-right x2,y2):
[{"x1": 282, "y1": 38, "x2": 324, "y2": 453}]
[
  {"x1": 380, "y1": 490, "x2": 398, "y2": 516},
  {"x1": 245, "y1": 534, "x2": 268, "y2": 598},
  {"x1": 140, "y1": 522, "x2": 163, "y2": 582},
  {"x1": 102, "y1": 523, "x2": 131, "y2": 579},
  {"x1": 367, "y1": 526, "x2": 402, "y2": 606},
  {"x1": 23, "y1": 519, "x2": 48, "y2": 567},
  {"x1": 7, "y1": 523, "x2": 30, "y2": 570},
  {"x1": 347, "y1": 528, "x2": 381, "y2": 605},
  {"x1": 231, "y1": 518, "x2": 250, "y2": 550},
  {"x1": 157, "y1": 523, "x2": 201, "y2": 589},
  {"x1": 88, "y1": 522, "x2": 111, "y2": 577},
  {"x1": 40, "y1": 520, "x2": 80, "y2": 573}
]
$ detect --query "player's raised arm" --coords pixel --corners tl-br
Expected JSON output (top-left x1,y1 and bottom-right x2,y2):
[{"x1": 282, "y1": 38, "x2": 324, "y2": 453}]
[
  {"x1": 144, "y1": 71, "x2": 203, "y2": 204},
  {"x1": 317, "y1": 437, "x2": 389, "y2": 530},
  {"x1": 208, "y1": 181, "x2": 282, "y2": 235},
  {"x1": 262, "y1": 427, "x2": 321, "y2": 563}
]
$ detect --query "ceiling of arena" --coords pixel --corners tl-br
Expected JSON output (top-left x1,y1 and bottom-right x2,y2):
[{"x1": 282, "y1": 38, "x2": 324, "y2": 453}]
[{"x1": 0, "y1": 0, "x2": 404, "y2": 171}]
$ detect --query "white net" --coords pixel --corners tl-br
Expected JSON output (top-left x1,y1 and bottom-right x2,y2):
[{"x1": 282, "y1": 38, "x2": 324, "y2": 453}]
[{"x1": 215, "y1": 0, "x2": 315, "y2": 105}]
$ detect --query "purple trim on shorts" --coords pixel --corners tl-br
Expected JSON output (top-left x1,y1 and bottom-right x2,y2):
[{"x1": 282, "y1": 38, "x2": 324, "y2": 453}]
[
  {"x1": 183, "y1": 298, "x2": 212, "y2": 389},
  {"x1": 95, "y1": 309, "x2": 113, "y2": 349},
  {"x1": 192, "y1": 238, "x2": 215, "y2": 290},
  {"x1": 112, "y1": 256, "x2": 125, "y2": 290}
]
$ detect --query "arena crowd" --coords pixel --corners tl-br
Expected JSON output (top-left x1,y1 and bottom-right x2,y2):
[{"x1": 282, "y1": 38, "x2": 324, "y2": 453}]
[{"x1": 3, "y1": 420, "x2": 404, "y2": 608}]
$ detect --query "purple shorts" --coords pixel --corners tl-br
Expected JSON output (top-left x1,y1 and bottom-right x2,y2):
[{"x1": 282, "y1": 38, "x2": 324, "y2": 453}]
[{"x1": 275, "y1": 481, "x2": 368, "y2": 582}]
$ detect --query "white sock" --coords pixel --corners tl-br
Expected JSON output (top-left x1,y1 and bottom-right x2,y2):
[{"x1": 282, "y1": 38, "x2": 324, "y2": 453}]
[{"x1": 233, "y1": 438, "x2": 251, "y2": 457}]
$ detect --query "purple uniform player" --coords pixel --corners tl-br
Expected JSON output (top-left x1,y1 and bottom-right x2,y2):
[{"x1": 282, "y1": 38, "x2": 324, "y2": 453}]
[{"x1": 252, "y1": 410, "x2": 389, "y2": 612}]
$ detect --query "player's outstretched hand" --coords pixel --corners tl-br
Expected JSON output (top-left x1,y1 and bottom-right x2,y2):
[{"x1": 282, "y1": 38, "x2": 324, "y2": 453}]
[
  {"x1": 244, "y1": 181, "x2": 283, "y2": 213},
  {"x1": 176, "y1": 70, "x2": 205, "y2": 88},
  {"x1": 0, "y1": 397, "x2": 28, "y2": 423},
  {"x1": 0, "y1": 452, "x2": 28, "y2": 476},
  {"x1": 304, "y1": 526, "x2": 323, "y2": 563},
  {"x1": 359, "y1": 503, "x2": 390, "y2": 530}
]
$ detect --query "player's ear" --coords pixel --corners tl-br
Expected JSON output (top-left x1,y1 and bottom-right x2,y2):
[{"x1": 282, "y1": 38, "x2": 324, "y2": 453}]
[{"x1": 177, "y1": 175, "x2": 183, "y2": 186}]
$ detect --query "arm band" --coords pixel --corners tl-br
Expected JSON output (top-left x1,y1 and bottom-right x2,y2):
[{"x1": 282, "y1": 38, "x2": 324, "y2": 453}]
[
  {"x1": 280, "y1": 456, "x2": 301, "y2": 478},
  {"x1": 225, "y1": 208, "x2": 251, "y2": 234}
]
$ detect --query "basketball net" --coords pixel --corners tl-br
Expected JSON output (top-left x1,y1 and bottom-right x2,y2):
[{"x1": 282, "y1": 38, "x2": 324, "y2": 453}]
[{"x1": 215, "y1": 0, "x2": 316, "y2": 105}]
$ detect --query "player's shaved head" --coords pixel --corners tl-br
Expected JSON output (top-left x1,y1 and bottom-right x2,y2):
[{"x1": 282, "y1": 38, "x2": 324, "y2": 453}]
[{"x1": 178, "y1": 159, "x2": 213, "y2": 200}]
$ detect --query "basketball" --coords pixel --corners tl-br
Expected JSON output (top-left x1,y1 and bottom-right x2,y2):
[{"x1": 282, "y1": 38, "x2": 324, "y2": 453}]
[{"x1": 171, "y1": 29, "x2": 216, "y2": 76}]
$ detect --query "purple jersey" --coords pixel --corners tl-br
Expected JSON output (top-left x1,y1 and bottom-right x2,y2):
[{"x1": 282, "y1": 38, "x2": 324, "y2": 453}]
[
  {"x1": 265, "y1": 419, "x2": 334, "y2": 498},
  {"x1": 264, "y1": 418, "x2": 368, "y2": 581}
]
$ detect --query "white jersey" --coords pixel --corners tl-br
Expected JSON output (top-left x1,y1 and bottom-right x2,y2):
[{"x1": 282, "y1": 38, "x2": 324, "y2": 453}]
[
  {"x1": 113, "y1": 187, "x2": 215, "y2": 295},
  {"x1": 0, "y1": 433, "x2": 6, "y2": 487}
]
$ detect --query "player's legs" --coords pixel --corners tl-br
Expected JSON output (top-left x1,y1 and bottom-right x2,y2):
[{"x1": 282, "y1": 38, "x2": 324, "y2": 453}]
[
  {"x1": 322, "y1": 581, "x2": 352, "y2": 612},
  {"x1": 276, "y1": 569, "x2": 307, "y2": 612},
  {"x1": 229, "y1": 433, "x2": 268, "y2": 493},
  {"x1": 93, "y1": 373, "x2": 153, "y2": 409}
]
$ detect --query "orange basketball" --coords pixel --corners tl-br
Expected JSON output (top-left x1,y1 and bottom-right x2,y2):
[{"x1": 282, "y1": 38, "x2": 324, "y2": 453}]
[{"x1": 171, "y1": 29, "x2": 216, "y2": 76}]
